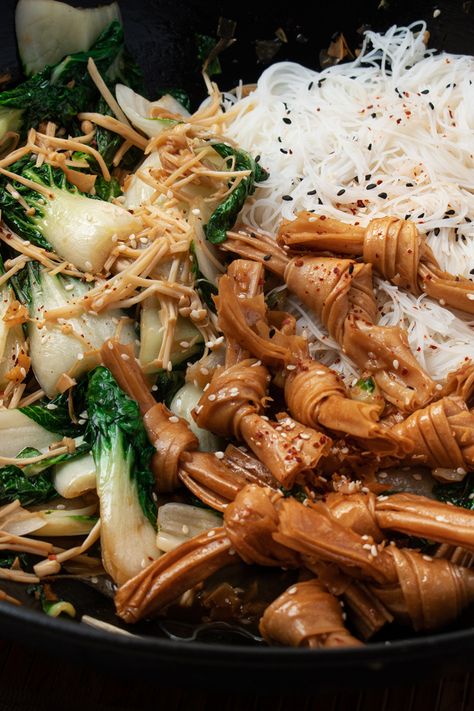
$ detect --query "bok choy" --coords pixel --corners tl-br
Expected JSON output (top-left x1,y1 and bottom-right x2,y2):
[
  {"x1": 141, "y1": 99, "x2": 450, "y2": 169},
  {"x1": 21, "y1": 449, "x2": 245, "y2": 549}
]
[
  {"x1": 0, "y1": 258, "x2": 28, "y2": 389},
  {"x1": 205, "y1": 144, "x2": 269, "y2": 244},
  {"x1": 0, "y1": 21, "x2": 125, "y2": 137},
  {"x1": 115, "y1": 84, "x2": 190, "y2": 138},
  {"x1": 139, "y1": 296, "x2": 203, "y2": 374},
  {"x1": 16, "y1": 0, "x2": 121, "y2": 77},
  {"x1": 0, "y1": 160, "x2": 140, "y2": 273},
  {"x1": 86, "y1": 367, "x2": 159, "y2": 585},
  {"x1": 22, "y1": 263, "x2": 135, "y2": 397}
]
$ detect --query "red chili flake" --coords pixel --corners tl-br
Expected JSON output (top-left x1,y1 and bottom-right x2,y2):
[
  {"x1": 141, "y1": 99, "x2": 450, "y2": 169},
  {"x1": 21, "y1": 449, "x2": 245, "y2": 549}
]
[
  {"x1": 294, "y1": 259, "x2": 304, "y2": 267},
  {"x1": 48, "y1": 554, "x2": 58, "y2": 561}
]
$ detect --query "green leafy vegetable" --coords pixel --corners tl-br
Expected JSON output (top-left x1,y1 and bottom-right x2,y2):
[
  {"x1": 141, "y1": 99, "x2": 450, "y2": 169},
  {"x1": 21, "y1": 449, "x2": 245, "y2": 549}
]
[
  {"x1": 94, "y1": 48, "x2": 145, "y2": 169},
  {"x1": 28, "y1": 584, "x2": 76, "y2": 618},
  {"x1": 0, "y1": 158, "x2": 140, "y2": 272},
  {"x1": 20, "y1": 379, "x2": 87, "y2": 438},
  {"x1": 205, "y1": 143, "x2": 269, "y2": 244},
  {"x1": 0, "y1": 552, "x2": 29, "y2": 569},
  {"x1": 355, "y1": 377, "x2": 376, "y2": 394},
  {"x1": 190, "y1": 241, "x2": 218, "y2": 313},
  {"x1": 0, "y1": 465, "x2": 57, "y2": 506},
  {"x1": 86, "y1": 367, "x2": 156, "y2": 524},
  {"x1": 86, "y1": 367, "x2": 158, "y2": 584},
  {"x1": 196, "y1": 34, "x2": 222, "y2": 76},
  {"x1": 154, "y1": 367, "x2": 192, "y2": 408},
  {"x1": 0, "y1": 21, "x2": 124, "y2": 135},
  {"x1": 94, "y1": 174, "x2": 122, "y2": 201},
  {"x1": 434, "y1": 475, "x2": 474, "y2": 510}
]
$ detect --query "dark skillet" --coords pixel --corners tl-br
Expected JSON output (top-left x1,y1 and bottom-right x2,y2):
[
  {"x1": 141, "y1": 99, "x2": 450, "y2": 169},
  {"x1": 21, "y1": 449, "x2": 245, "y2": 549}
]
[{"x1": 0, "y1": 0, "x2": 474, "y2": 691}]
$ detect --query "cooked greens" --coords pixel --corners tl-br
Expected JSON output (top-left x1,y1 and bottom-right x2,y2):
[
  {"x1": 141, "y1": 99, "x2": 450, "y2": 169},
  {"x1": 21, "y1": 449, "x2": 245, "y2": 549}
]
[
  {"x1": 205, "y1": 144, "x2": 269, "y2": 244},
  {"x1": 0, "y1": 159, "x2": 139, "y2": 272},
  {"x1": 0, "y1": 21, "x2": 124, "y2": 137},
  {"x1": 86, "y1": 367, "x2": 158, "y2": 584},
  {"x1": 0, "y1": 464, "x2": 57, "y2": 507}
]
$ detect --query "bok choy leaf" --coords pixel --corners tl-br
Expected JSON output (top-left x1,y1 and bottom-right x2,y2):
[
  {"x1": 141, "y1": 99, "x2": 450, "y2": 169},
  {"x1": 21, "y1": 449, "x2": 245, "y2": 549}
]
[
  {"x1": 0, "y1": 21, "x2": 124, "y2": 136},
  {"x1": 0, "y1": 160, "x2": 140, "y2": 273},
  {"x1": 205, "y1": 144, "x2": 269, "y2": 244},
  {"x1": 86, "y1": 367, "x2": 159, "y2": 585}
]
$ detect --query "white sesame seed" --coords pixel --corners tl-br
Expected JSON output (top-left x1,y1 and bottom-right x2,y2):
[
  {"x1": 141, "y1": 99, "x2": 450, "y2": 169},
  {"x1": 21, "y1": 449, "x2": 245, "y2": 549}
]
[
  {"x1": 370, "y1": 545, "x2": 378, "y2": 557},
  {"x1": 182, "y1": 525, "x2": 189, "y2": 535},
  {"x1": 168, "y1": 416, "x2": 179, "y2": 423},
  {"x1": 151, "y1": 385, "x2": 158, "y2": 392},
  {"x1": 423, "y1": 554, "x2": 433, "y2": 561},
  {"x1": 214, "y1": 451, "x2": 225, "y2": 459},
  {"x1": 208, "y1": 394, "x2": 216, "y2": 401},
  {"x1": 467, "y1": 294, "x2": 474, "y2": 301},
  {"x1": 435, "y1": 383, "x2": 443, "y2": 390},
  {"x1": 56, "y1": 504, "x2": 65, "y2": 510},
  {"x1": 412, "y1": 473, "x2": 422, "y2": 480},
  {"x1": 457, "y1": 467, "x2": 466, "y2": 475},
  {"x1": 207, "y1": 530, "x2": 216, "y2": 538},
  {"x1": 77, "y1": 353, "x2": 84, "y2": 360},
  {"x1": 85, "y1": 261, "x2": 93, "y2": 270},
  {"x1": 287, "y1": 586, "x2": 297, "y2": 595},
  {"x1": 299, "y1": 432, "x2": 311, "y2": 440},
  {"x1": 120, "y1": 353, "x2": 130, "y2": 361},
  {"x1": 191, "y1": 208, "x2": 201, "y2": 216},
  {"x1": 378, "y1": 472, "x2": 388, "y2": 479},
  {"x1": 64, "y1": 283, "x2": 74, "y2": 291},
  {"x1": 392, "y1": 359, "x2": 399, "y2": 370},
  {"x1": 286, "y1": 364, "x2": 297, "y2": 370},
  {"x1": 180, "y1": 341, "x2": 190, "y2": 348}
]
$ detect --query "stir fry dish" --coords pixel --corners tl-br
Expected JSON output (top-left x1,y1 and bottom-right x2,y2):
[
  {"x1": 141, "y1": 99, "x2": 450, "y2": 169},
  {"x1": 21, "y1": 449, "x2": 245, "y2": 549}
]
[{"x1": 1, "y1": 1, "x2": 474, "y2": 649}]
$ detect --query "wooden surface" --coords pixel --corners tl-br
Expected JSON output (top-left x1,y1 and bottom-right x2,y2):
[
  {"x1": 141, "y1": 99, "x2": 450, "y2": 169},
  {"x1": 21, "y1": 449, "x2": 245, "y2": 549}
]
[{"x1": 0, "y1": 639, "x2": 472, "y2": 711}]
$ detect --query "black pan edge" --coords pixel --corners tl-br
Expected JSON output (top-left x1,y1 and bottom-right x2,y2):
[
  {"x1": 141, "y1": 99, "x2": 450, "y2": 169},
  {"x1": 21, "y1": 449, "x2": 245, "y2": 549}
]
[{"x1": 1, "y1": 601, "x2": 473, "y2": 690}]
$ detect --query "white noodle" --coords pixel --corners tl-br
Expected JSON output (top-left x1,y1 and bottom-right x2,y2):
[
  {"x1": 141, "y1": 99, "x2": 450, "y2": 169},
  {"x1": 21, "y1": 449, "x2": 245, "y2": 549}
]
[{"x1": 225, "y1": 23, "x2": 474, "y2": 380}]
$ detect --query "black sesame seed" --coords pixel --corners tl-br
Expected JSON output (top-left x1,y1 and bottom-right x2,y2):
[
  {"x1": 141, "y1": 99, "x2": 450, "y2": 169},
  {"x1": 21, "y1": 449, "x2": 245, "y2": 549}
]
[
  {"x1": 405, "y1": 214, "x2": 411, "y2": 220},
  {"x1": 307, "y1": 189, "x2": 317, "y2": 195},
  {"x1": 282, "y1": 195, "x2": 293, "y2": 201},
  {"x1": 367, "y1": 143, "x2": 372, "y2": 151},
  {"x1": 470, "y1": 268, "x2": 474, "y2": 275},
  {"x1": 283, "y1": 117, "x2": 292, "y2": 124},
  {"x1": 365, "y1": 174, "x2": 371, "y2": 181},
  {"x1": 269, "y1": 328, "x2": 276, "y2": 337},
  {"x1": 378, "y1": 192, "x2": 388, "y2": 199},
  {"x1": 277, "y1": 136, "x2": 282, "y2": 143},
  {"x1": 337, "y1": 189, "x2": 345, "y2": 196},
  {"x1": 418, "y1": 213, "x2": 425, "y2": 218},
  {"x1": 421, "y1": 89, "x2": 429, "y2": 94},
  {"x1": 406, "y1": 182, "x2": 414, "y2": 187},
  {"x1": 348, "y1": 264, "x2": 354, "y2": 274},
  {"x1": 263, "y1": 254, "x2": 271, "y2": 261},
  {"x1": 255, "y1": 155, "x2": 261, "y2": 162},
  {"x1": 434, "y1": 228, "x2": 440, "y2": 236},
  {"x1": 280, "y1": 148, "x2": 288, "y2": 154},
  {"x1": 429, "y1": 102, "x2": 434, "y2": 110},
  {"x1": 318, "y1": 78, "x2": 326, "y2": 88},
  {"x1": 445, "y1": 209, "x2": 455, "y2": 215},
  {"x1": 466, "y1": 217, "x2": 472, "y2": 223},
  {"x1": 371, "y1": 113, "x2": 376, "y2": 119},
  {"x1": 366, "y1": 183, "x2": 376, "y2": 190},
  {"x1": 308, "y1": 81, "x2": 314, "y2": 91},
  {"x1": 318, "y1": 198, "x2": 323, "y2": 205}
]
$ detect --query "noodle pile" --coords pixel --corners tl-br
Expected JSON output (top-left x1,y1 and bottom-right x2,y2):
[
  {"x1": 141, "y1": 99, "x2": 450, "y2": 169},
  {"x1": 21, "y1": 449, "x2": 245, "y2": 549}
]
[{"x1": 224, "y1": 22, "x2": 474, "y2": 381}]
